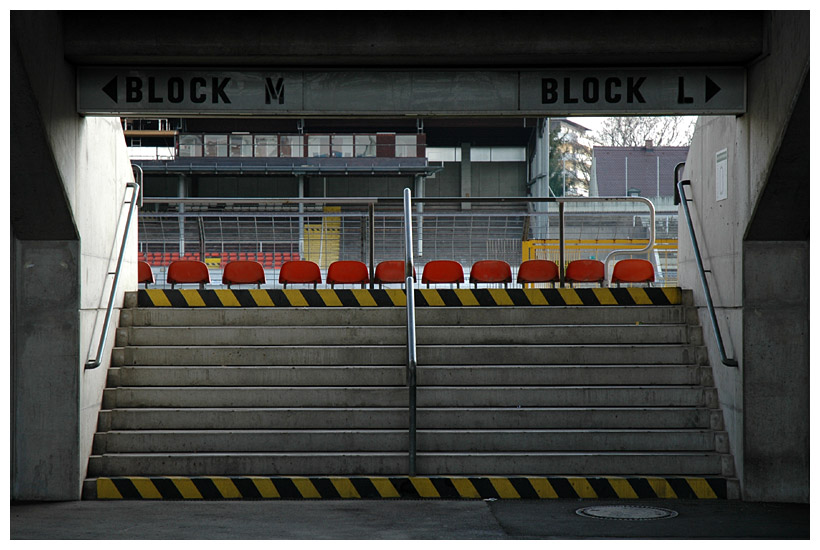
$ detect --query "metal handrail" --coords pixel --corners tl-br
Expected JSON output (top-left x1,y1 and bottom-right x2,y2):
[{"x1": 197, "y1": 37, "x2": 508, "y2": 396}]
[
  {"x1": 403, "y1": 188, "x2": 418, "y2": 476},
  {"x1": 551, "y1": 196, "x2": 656, "y2": 285},
  {"x1": 597, "y1": 197, "x2": 655, "y2": 276},
  {"x1": 674, "y1": 163, "x2": 738, "y2": 367},
  {"x1": 86, "y1": 180, "x2": 141, "y2": 369}
]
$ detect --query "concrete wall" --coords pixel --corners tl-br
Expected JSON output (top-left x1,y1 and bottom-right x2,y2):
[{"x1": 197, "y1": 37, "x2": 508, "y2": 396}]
[
  {"x1": 427, "y1": 162, "x2": 527, "y2": 198},
  {"x1": 679, "y1": 12, "x2": 809, "y2": 502},
  {"x1": 11, "y1": 12, "x2": 135, "y2": 500}
]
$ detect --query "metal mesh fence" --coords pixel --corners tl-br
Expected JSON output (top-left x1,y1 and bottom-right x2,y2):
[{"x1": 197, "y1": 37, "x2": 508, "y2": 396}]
[{"x1": 137, "y1": 199, "x2": 677, "y2": 288}]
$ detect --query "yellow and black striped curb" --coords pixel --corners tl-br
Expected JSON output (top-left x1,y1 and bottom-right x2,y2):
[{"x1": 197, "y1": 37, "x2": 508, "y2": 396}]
[
  {"x1": 138, "y1": 287, "x2": 682, "y2": 308},
  {"x1": 94, "y1": 475, "x2": 726, "y2": 500}
]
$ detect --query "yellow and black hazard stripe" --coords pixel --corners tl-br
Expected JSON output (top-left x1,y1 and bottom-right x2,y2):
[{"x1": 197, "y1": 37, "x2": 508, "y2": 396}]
[
  {"x1": 95, "y1": 475, "x2": 726, "y2": 500},
  {"x1": 138, "y1": 287, "x2": 682, "y2": 308}
]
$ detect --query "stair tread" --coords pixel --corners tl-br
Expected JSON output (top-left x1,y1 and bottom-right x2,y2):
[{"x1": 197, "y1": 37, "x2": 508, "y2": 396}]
[
  {"x1": 92, "y1": 451, "x2": 725, "y2": 456},
  {"x1": 100, "y1": 406, "x2": 715, "y2": 411},
  {"x1": 93, "y1": 292, "x2": 733, "y2": 482},
  {"x1": 98, "y1": 428, "x2": 712, "y2": 435}
]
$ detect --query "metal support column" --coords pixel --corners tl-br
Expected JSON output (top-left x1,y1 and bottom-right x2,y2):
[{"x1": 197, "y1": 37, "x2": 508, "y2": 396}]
[
  {"x1": 298, "y1": 175, "x2": 305, "y2": 258},
  {"x1": 559, "y1": 201, "x2": 565, "y2": 287},
  {"x1": 415, "y1": 174, "x2": 424, "y2": 256},
  {"x1": 460, "y1": 142, "x2": 471, "y2": 210},
  {"x1": 178, "y1": 175, "x2": 186, "y2": 256},
  {"x1": 368, "y1": 203, "x2": 375, "y2": 289}
]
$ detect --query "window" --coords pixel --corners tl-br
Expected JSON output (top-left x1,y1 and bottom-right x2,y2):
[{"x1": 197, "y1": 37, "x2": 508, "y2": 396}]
[
  {"x1": 308, "y1": 135, "x2": 331, "y2": 157},
  {"x1": 254, "y1": 135, "x2": 278, "y2": 157},
  {"x1": 178, "y1": 134, "x2": 202, "y2": 157},
  {"x1": 279, "y1": 135, "x2": 304, "y2": 158},
  {"x1": 395, "y1": 135, "x2": 417, "y2": 158},
  {"x1": 355, "y1": 135, "x2": 377, "y2": 157},
  {"x1": 204, "y1": 135, "x2": 228, "y2": 157},
  {"x1": 331, "y1": 135, "x2": 354, "y2": 158},
  {"x1": 230, "y1": 134, "x2": 253, "y2": 157}
]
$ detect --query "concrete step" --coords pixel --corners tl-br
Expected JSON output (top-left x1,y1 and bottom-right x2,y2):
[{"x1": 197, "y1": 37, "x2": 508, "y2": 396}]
[
  {"x1": 116, "y1": 324, "x2": 698, "y2": 347},
  {"x1": 112, "y1": 344, "x2": 706, "y2": 367},
  {"x1": 120, "y1": 305, "x2": 695, "y2": 328},
  {"x1": 102, "y1": 386, "x2": 716, "y2": 409},
  {"x1": 107, "y1": 364, "x2": 705, "y2": 387},
  {"x1": 93, "y1": 292, "x2": 734, "y2": 483},
  {"x1": 98, "y1": 407, "x2": 717, "y2": 431},
  {"x1": 93, "y1": 429, "x2": 719, "y2": 453},
  {"x1": 86, "y1": 451, "x2": 730, "y2": 477}
]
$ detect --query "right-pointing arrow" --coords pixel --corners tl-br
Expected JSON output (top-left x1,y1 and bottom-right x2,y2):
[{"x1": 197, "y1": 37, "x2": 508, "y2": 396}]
[
  {"x1": 102, "y1": 77, "x2": 118, "y2": 103},
  {"x1": 705, "y1": 76, "x2": 721, "y2": 103}
]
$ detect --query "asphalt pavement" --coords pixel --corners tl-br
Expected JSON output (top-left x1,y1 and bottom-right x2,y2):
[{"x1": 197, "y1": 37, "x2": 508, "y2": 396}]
[{"x1": 9, "y1": 498, "x2": 810, "y2": 540}]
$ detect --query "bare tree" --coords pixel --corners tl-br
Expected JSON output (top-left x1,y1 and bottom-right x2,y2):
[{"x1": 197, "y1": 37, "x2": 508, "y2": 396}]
[{"x1": 593, "y1": 116, "x2": 696, "y2": 147}]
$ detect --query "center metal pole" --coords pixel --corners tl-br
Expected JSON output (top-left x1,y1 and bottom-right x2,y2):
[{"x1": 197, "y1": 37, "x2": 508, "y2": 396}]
[{"x1": 403, "y1": 188, "x2": 418, "y2": 476}]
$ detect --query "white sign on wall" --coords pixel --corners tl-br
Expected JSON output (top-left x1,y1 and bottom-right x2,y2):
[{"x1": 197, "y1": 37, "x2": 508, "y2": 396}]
[{"x1": 716, "y1": 149, "x2": 728, "y2": 201}]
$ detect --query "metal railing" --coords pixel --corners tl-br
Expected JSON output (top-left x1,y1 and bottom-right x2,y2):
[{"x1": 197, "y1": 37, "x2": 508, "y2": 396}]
[
  {"x1": 86, "y1": 180, "x2": 141, "y2": 370},
  {"x1": 675, "y1": 163, "x2": 738, "y2": 367},
  {"x1": 138, "y1": 196, "x2": 661, "y2": 288},
  {"x1": 403, "y1": 188, "x2": 418, "y2": 476}
]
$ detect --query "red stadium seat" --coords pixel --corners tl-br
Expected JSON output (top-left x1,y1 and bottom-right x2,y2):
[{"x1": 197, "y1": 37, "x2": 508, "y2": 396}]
[
  {"x1": 565, "y1": 259, "x2": 605, "y2": 287},
  {"x1": 138, "y1": 261, "x2": 155, "y2": 286},
  {"x1": 469, "y1": 260, "x2": 512, "y2": 287},
  {"x1": 279, "y1": 260, "x2": 322, "y2": 288},
  {"x1": 166, "y1": 260, "x2": 211, "y2": 289},
  {"x1": 517, "y1": 259, "x2": 559, "y2": 287},
  {"x1": 374, "y1": 261, "x2": 416, "y2": 287},
  {"x1": 326, "y1": 261, "x2": 370, "y2": 288},
  {"x1": 611, "y1": 259, "x2": 655, "y2": 286},
  {"x1": 421, "y1": 260, "x2": 465, "y2": 288},
  {"x1": 222, "y1": 260, "x2": 266, "y2": 288}
]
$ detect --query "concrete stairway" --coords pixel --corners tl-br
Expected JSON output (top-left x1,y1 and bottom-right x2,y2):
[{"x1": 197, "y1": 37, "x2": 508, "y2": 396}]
[{"x1": 84, "y1": 290, "x2": 734, "y2": 495}]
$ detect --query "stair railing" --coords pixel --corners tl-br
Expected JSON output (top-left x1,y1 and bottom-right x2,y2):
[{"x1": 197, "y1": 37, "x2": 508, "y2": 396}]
[
  {"x1": 674, "y1": 163, "x2": 738, "y2": 367},
  {"x1": 86, "y1": 179, "x2": 141, "y2": 369},
  {"x1": 403, "y1": 187, "x2": 418, "y2": 476}
]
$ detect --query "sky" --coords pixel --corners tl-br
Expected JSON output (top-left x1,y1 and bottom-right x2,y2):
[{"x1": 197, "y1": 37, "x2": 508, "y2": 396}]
[
  {"x1": 567, "y1": 117, "x2": 609, "y2": 134},
  {"x1": 567, "y1": 116, "x2": 608, "y2": 133}
]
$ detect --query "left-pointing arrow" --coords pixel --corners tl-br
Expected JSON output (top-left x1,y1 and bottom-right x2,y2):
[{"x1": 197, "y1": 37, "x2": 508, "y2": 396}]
[{"x1": 102, "y1": 77, "x2": 118, "y2": 102}]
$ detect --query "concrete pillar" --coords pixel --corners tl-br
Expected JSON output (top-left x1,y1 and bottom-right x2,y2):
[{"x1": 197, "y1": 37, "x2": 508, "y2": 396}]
[
  {"x1": 11, "y1": 11, "x2": 135, "y2": 500},
  {"x1": 12, "y1": 238, "x2": 81, "y2": 500},
  {"x1": 742, "y1": 240, "x2": 809, "y2": 502},
  {"x1": 532, "y1": 119, "x2": 550, "y2": 239},
  {"x1": 678, "y1": 12, "x2": 809, "y2": 503}
]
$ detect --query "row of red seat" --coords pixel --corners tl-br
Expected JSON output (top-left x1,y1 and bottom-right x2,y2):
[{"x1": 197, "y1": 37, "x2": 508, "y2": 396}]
[
  {"x1": 139, "y1": 258, "x2": 654, "y2": 289},
  {"x1": 138, "y1": 251, "x2": 299, "y2": 268},
  {"x1": 411, "y1": 258, "x2": 654, "y2": 288}
]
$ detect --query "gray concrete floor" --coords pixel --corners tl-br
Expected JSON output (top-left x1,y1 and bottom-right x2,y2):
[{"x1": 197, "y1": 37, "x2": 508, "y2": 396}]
[{"x1": 9, "y1": 499, "x2": 809, "y2": 539}]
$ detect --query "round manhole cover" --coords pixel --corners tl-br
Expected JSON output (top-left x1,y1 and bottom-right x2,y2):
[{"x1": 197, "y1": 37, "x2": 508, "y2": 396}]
[{"x1": 576, "y1": 505, "x2": 678, "y2": 521}]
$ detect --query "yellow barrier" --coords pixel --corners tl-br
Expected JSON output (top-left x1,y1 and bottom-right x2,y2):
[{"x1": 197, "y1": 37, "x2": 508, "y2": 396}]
[
  {"x1": 304, "y1": 206, "x2": 341, "y2": 269},
  {"x1": 522, "y1": 239, "x2": 679, "y2": 287},
  {"x1": 204, "y1": 257, "x2": 222, "y2": 269}
]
